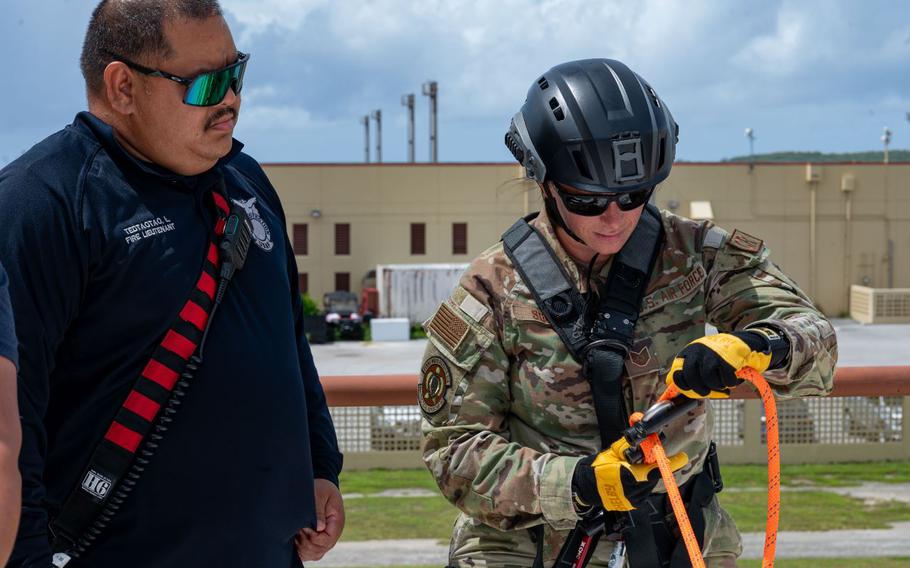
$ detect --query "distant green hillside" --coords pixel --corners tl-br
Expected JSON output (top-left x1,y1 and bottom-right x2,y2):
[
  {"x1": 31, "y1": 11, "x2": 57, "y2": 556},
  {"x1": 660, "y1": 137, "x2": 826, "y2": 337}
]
[{"x1": 723, "y1": 150, "x2": 910, "y2": 163}]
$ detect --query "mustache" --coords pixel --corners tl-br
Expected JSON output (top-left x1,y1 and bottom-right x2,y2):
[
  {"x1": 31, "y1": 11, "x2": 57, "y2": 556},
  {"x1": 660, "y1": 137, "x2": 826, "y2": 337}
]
[{"x1": 206, "y1": 107, "x2": 238, "y2": 129}]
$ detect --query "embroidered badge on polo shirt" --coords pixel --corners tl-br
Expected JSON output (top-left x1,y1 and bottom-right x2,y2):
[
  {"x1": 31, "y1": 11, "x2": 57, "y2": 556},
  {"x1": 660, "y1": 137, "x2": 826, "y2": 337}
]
[
  {"x1": 419, "y1": 356, "x2": 452, "y2": 414},
  {"x1": 729, "y1": 229, "x2": 763, "y2": 253},
  {"x1": 231, "y1": 197, "x2": 273, "y2": 251}
]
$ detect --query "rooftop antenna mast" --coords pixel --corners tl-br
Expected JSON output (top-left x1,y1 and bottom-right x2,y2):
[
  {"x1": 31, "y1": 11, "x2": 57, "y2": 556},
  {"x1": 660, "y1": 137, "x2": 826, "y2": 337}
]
[
  {"x1": 882, "y1": 126, "x2": 892, "y2": 164},
  {"x1": 361, "y1": 115, "x2": 370, "y2": 163},
  {"x1": 401, "y1": 94, "x2": 415, "y2": 163},
  {"x1": 371, "y1": 110, "x2": 383, "y2": 163},
  {"x1": 745, "y1": 127, "x2": 755, "y2": 171},
  {"x1": 422, "y1": 81, "x2": 438, "y2": 162}
]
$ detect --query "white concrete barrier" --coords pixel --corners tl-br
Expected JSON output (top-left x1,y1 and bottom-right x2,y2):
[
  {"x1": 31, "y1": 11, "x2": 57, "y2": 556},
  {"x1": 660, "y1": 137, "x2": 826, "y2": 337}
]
[{"x1": 370, "y1": 318, "x2": 410, "y2": 342}]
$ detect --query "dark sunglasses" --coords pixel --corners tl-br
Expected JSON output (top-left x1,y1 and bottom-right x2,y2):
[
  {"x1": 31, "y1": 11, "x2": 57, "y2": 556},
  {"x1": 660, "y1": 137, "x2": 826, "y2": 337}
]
[
  {"x1": 108, "y1": 51, "x2": 249, "y2": 107},
  {"x1": 554, "y1": 183, "x2": 653, "y2": 215}
]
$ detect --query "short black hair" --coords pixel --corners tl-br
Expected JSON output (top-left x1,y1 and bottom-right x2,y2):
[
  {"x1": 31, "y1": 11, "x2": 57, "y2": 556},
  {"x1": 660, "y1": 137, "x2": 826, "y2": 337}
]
[{"x1": 80, "y1": 0, "x2": 223, "y2": 96}]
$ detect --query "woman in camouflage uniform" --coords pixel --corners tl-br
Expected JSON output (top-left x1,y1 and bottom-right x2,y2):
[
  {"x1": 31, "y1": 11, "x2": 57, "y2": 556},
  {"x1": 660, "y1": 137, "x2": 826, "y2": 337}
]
[{"x1": 419, "y1": 59, "x2": 837, "y2": 567}]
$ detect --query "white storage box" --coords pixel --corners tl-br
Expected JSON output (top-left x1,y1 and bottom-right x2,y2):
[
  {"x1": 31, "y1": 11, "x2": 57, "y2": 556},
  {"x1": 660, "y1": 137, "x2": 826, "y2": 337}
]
[{"x1": 370, "y1": 318, "x2": 411, "y2": 342}]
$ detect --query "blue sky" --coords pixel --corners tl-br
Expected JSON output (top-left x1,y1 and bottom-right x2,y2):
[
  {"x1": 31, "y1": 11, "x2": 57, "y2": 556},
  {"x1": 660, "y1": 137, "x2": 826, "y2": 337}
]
[{"x1": 2, "y1": 0, "x2": 909, "y2": 166}]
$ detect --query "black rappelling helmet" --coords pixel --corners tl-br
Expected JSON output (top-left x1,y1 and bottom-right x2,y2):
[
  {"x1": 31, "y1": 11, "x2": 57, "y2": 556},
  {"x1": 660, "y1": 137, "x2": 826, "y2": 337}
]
[{"x1": 505, "y1": 58, "x2": 678, "y2": 193}]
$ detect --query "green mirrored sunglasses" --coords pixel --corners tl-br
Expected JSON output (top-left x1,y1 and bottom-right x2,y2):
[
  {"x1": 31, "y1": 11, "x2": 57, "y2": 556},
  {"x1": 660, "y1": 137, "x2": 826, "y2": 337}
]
[{"x1": 108, "y1": 51, "x2": 249, "y2": 107}]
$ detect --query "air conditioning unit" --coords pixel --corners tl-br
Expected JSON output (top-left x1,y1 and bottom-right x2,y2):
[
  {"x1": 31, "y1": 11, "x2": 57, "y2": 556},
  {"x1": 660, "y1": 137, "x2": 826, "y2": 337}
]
[{"x1": 850, "y1": 285, "x2": 910, "y2": 324}]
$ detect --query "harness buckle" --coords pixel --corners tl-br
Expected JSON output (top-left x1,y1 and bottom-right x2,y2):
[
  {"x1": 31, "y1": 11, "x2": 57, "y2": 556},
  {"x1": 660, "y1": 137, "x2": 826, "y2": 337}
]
[
  {"x1": 581, "y1": 338, "x2": 629, "y2": 357},
  {"x1": 704, "y1": 441, "x2": 724, "y2": 493},
  {"x1": 580, "y1": 339, "x2": 629, "y2": 380}
]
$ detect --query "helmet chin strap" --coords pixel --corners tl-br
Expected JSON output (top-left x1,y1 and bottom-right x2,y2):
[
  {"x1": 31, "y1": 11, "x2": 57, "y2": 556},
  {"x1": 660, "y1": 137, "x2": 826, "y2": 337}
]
[{"x1": 542, "y1": 186, "x2": 588, "y2": 246}]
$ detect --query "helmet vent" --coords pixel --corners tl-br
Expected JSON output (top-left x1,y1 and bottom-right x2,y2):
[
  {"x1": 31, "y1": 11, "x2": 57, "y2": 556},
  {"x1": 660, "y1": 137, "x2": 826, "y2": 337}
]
[
  {"x1": 572, "y1": 150, "x2": 592, "y2": 180},
  {"x1": 504, "y1": 133, "x2": 525, "y2": 163},
  {"x1": 657, "y1": 134, "x2": 667, "y2": 170},
  {"x1": 647, "y1": 86, "x2": 662, "y2": 109},
  {"x1": 538, "y1": 77, "x2": 549, "y2": 90},
  {"x1": 549, "y1": 97, "x2": 565, "y2": 121}
]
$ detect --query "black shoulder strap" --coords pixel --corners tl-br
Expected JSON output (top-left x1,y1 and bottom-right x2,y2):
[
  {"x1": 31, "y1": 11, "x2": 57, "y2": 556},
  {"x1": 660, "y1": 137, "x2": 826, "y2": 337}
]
[
  {"x1": 502, "y1": 215, "x2": 590, "y2": 360},
  {"x1": 50, "y1": 183, "x2": 249, "y2": 567},
  {"x1": 592, "y1": 204, "x2": 663, "y2": 344}
]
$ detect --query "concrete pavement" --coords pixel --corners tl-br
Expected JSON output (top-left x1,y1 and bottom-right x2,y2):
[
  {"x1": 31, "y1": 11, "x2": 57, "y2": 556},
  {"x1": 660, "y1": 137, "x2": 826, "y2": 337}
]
[
  {"x1": 310, "y1": 524, "x2": 910, "y2": 566},
  {"x1": 311, "y1": 319, "x2": 910, "y2": 376}
]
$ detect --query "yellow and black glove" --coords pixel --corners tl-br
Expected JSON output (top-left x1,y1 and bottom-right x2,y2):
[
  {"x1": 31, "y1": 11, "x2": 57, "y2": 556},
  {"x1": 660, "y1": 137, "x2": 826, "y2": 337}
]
[
  {"x1": 667, "y1": 330, "x2": 785, "y2": 399},
  {"x1": 572, "y1": 437, "x2": 688, "y2": 512}
]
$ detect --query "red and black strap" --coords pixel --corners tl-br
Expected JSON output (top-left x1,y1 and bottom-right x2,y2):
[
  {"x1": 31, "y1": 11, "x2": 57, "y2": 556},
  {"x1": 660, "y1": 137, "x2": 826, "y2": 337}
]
[{"x1": 51, "y1": 188, "x2": 231, "y2": 555}]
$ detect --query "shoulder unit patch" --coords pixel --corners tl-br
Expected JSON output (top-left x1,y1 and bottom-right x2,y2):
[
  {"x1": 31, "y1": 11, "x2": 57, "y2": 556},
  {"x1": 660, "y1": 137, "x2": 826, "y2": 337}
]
[
  {"x1": 419, "y1": 356, "x2": 452, "y2": 414},
  {"x1": 729, "y1": 229, "x2": 763, "y2": 253}
]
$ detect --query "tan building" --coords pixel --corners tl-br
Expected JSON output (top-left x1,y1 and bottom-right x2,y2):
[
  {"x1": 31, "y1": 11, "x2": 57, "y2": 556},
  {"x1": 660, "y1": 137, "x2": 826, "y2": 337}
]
[{"x1": 263, "y1": 161, "x2": 910, "y2": 317}]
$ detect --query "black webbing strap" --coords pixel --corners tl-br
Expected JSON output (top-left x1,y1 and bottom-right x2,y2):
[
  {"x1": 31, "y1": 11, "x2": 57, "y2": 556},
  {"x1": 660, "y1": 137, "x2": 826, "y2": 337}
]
[
  {"x1": 530, "y1": 524, "x2": 546, "y2": 568},
  {"x1": 585, "y1": 204, "x2": 663, "y2": 447},
  {"x1": 50, "y1": 185, "x2": 232, "y2": 565},
  {"x1": 502, "y1": 213, "x2": 589, "y2": 359}
]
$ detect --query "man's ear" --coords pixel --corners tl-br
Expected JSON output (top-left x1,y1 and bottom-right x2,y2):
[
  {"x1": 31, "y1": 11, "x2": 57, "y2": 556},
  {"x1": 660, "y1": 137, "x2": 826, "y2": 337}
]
[{"x1": 103, "y1": 61, "x2": 138, "y2": 115}]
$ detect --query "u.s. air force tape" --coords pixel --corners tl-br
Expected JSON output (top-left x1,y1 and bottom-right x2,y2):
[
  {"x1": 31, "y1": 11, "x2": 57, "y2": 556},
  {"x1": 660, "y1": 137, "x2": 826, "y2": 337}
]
[{"x1": 419, "y1": 356, "x2": 452, "y2": 414}]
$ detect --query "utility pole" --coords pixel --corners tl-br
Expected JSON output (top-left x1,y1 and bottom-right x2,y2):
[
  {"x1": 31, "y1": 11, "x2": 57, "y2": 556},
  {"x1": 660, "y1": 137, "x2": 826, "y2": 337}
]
[
  {"x1": 361, "y1": 115, "x2": 370, "y2": 163},
  {"x1": 745, "y1": 127, "x2": 755, "y2": 171},
  {"x1": 401, "y1": 93, "x2": 415, "y2": 163},
  {"x1": 371, "y1": 110, "x2": 382, "y2": 163},
  {"x1": 422, "y1": 80, "x2": 438, "y2": 162},
  {"x1": 882, "y1": 126, "x2": 892, "y2": 164}
]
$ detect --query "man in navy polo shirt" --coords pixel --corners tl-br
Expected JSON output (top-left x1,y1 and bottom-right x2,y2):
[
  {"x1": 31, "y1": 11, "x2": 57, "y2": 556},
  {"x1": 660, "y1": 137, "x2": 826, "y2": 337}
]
[
  {"x1": 0, "y1": 261, "x2": 21, "y2": 566},
  {"x1": 0, "y1": 1, "x2": 343, "y2": 566}
]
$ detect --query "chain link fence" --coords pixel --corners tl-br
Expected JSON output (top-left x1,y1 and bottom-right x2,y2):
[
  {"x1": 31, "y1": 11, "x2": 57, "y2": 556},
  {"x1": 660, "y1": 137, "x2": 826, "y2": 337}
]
[{"x1": 331, "y1": 396, "x2": 905, "y2": 456}]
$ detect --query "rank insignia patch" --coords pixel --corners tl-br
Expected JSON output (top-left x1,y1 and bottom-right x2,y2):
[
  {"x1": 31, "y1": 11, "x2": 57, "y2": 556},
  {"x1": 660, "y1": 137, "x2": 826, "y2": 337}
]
[
  {"x1": 419, "y1": 356, "x2": 452, "y2": 415},
  {"x1": 729, "y1": 229, "x2": 763, "y2": 253},
  {"x1": 624, "y1": 339, "x2": 660, "y2": 378}
]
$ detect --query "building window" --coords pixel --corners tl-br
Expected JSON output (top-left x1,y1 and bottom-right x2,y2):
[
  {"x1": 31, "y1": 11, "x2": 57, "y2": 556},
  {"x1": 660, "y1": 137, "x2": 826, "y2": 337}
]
[
  {"x1": 335, "y1": 223, "x2": 350, "y2": 255},
  {"x1": 335, "y1": 272, "x2": 351, "y2": 292},
  {"x1": 411, "y1": 223, "x2": 426, "y2": 255},
  {"x1": 293, "y1": 223, "x2": 308, "y2": 255},
  {"x1": 298, "y1": 273, "x2": 308, "y2": 294},
  {"x1": 453, "y1": 222, "x2": 467, "y2": 255}
]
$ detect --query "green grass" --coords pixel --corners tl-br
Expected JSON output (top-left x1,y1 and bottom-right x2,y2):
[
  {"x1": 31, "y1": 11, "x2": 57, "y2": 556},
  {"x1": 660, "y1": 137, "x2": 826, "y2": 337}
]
[
  {"x1": 719, "y1": 490, "x2": 910, "y2": 532},
  {"x1": 341, "y1": 462, "x2": 910, "y2": 493},
  {"x1": 338, "y1": 489, "x2": 910, "y2": 541},
  {"x1": 341, "y1": 496, "x2": 457, "y2": 541},
  {"x1": 340, "y1": 468, "x2": 441, "y2": 495},
  {"x1": 337, "y1": 463, "x2": 910, "y2": 542},
  {"x1": 722, "y1": 461, "x2": 910, "y2": 488}
]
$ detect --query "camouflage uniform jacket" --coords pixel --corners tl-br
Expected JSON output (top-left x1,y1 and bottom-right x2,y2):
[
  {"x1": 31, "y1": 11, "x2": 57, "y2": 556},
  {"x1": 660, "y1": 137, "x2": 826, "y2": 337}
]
[{"x1": 419, "y1": 209, "x2": 837, "y2": 567}]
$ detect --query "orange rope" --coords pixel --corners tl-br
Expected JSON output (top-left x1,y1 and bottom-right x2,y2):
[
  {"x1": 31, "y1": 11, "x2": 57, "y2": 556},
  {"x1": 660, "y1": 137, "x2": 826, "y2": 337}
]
[{"x1": 636, "y1": 367, "x2": 780, "y2": 568}]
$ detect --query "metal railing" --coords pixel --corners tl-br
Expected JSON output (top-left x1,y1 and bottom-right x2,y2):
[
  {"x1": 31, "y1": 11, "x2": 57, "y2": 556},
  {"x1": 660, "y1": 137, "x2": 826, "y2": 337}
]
[{"x1": 322, "y1": 367, "x2": 910, "y2": 469}]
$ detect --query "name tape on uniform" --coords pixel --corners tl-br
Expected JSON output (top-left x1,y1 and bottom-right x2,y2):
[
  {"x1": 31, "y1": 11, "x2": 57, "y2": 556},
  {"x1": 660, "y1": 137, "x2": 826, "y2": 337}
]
[
  {"x1": 642, "y1": 263, "x2": 707, "y2": 314},
  {"x1": 729, "y1": 229, "x2": 763, "y2": 253}
]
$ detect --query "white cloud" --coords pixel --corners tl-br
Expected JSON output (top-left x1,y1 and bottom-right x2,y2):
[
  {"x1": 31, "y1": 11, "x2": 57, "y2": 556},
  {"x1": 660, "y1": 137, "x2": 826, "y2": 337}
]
[
  {"x1": 222, "y1": 0, "x2": 329, "y2": 41},
  {"x1": 240, "y1": 104, "x2": 314, "y2": 130},
  {"x1": 2, "y1": 0, "x2": 910, "y2": 163}
]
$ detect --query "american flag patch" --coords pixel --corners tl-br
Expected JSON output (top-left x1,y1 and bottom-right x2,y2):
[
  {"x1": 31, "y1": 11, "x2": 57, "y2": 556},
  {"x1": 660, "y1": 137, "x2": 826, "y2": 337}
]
[{"x1": 428, "y1": 303, "x2": 469, "y2": 352}]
